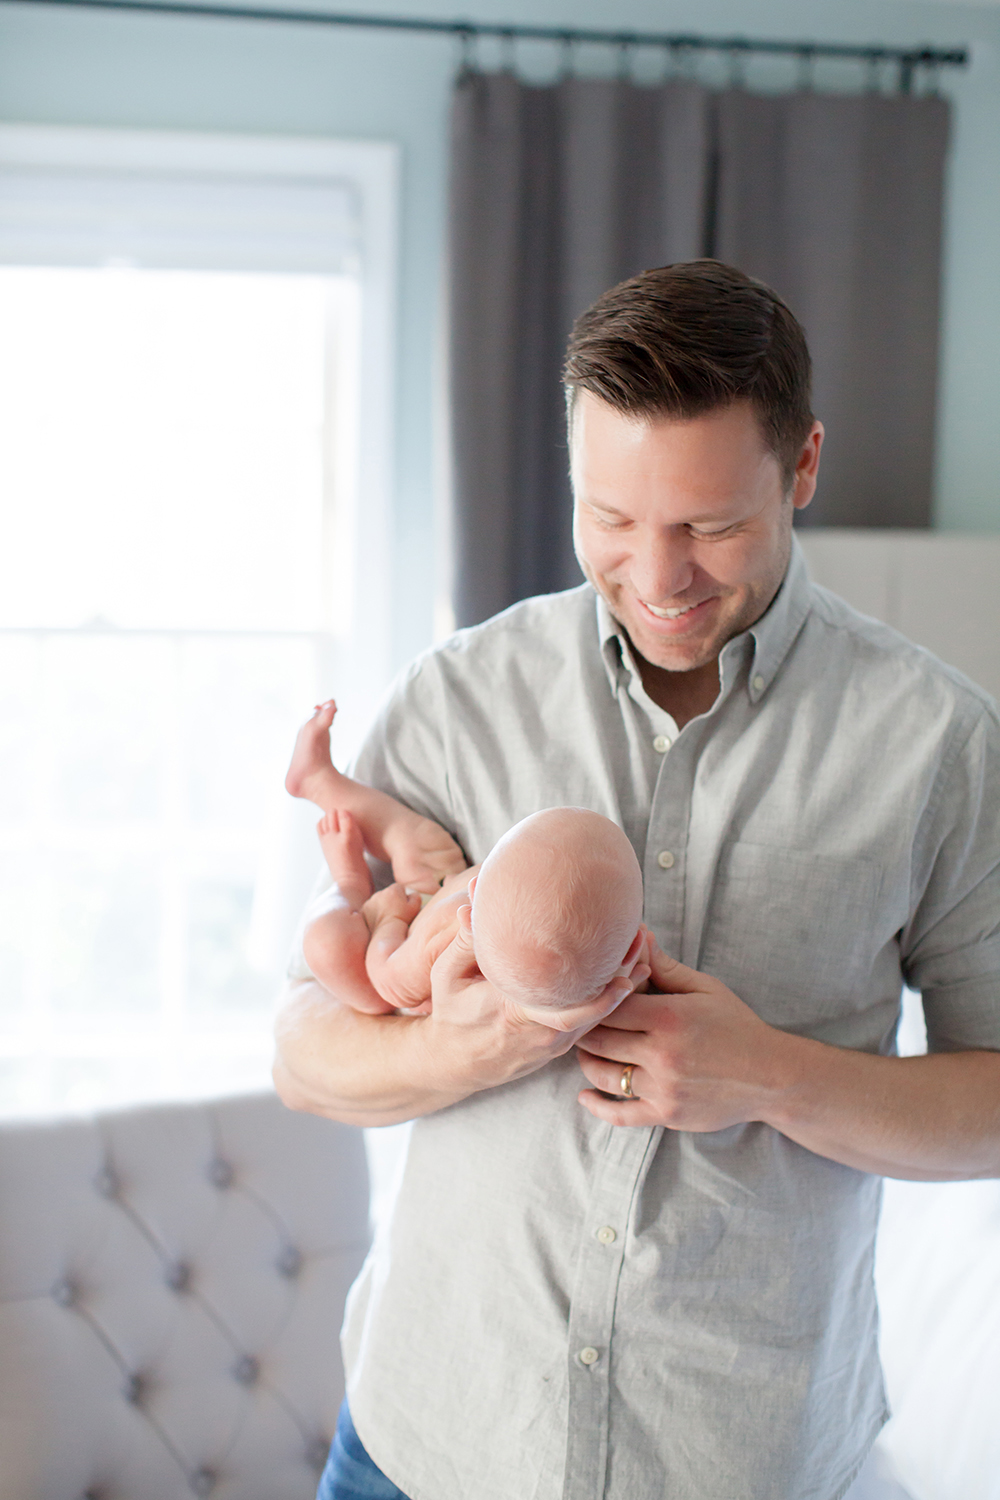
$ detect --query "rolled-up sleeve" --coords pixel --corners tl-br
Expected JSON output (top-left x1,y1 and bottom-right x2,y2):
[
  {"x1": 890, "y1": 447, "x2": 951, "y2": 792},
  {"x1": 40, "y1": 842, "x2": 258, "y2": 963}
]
[{"x1": 902, "y1": 706, "x2": 1000, "y2": 1051}]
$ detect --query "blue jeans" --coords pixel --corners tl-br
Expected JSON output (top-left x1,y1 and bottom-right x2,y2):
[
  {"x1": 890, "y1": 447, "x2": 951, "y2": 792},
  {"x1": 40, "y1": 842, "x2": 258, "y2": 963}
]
[{"x1": 317, "y1": 1399, "x2": 413, "y2": 1500}]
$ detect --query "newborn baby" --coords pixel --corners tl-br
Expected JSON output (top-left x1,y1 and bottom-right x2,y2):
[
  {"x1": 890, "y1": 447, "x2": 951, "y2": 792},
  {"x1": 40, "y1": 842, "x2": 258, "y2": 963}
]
[{"x1": 286, "y1": 702, "x2": 644, "y2": 1021}]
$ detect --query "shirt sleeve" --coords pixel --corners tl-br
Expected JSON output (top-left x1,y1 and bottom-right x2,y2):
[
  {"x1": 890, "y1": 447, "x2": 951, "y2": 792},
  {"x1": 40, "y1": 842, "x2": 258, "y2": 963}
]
[{"x1": 901, "y1": 703, "x2": 1000, "y2": 1052}]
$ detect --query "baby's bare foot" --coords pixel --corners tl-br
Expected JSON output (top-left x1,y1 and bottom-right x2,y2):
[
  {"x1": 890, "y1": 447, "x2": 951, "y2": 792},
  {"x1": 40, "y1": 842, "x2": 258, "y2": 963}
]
[
  {"x1": 317, "y1": 809, "x2": 372, "y2": 907},
  {"x1": 383, "y1": 813, "x2": 468, "y2": 894},
  {"x1": 286, "y1": 700, "x2": 339, "y2": 806}
]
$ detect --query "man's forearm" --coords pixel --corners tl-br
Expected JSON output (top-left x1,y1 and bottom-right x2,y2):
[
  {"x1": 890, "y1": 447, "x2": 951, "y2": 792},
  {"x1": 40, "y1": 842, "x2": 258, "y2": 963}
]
[
  {"x1": 273, "y1": 978, "x2": 472, "y2": 1126},
  {"x1": 762, "y1": 1038, "x2": 1000, "y2": 1180}
]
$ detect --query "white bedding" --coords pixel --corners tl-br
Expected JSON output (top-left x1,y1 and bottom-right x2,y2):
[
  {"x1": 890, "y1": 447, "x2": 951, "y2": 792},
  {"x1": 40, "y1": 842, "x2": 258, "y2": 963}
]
[{"x1": 872, "y1": 1174, "x2": 1000, "y2": 1500}]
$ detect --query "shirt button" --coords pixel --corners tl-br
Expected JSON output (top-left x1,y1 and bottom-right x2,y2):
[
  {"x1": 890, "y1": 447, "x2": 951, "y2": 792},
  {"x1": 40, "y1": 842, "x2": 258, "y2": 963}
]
[
  {"x1": 595, "y1": 1226, "x2": 617, "y2": 1245},
  {"x1": 753, "y1": 674, "x2": 765, "y2": 692},
  {"x1": 656, "y1": 850, "x2": 675, "y2": 870},
  {"x1": 653, "y1": 734, "x2": 672, "y2": 753},
  {"x1": 579, "y1": 1347, "x2": 600, "y2": 1366}
]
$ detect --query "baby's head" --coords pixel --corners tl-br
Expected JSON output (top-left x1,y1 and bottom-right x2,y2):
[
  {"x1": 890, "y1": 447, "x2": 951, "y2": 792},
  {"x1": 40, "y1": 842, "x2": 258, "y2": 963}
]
[{"x1": 470, "y1": 808, "x2": 643, "y2": 1014}]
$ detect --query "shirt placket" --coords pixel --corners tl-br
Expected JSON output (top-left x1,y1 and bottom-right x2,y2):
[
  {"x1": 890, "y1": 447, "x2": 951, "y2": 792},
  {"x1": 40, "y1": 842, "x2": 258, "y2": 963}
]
[
  {"x1": 562, "y1": 1123, "x2": 660, "y2": 1500},
  {"x1": 636, "y1": 708, "x2": 697, "y2": 957}
]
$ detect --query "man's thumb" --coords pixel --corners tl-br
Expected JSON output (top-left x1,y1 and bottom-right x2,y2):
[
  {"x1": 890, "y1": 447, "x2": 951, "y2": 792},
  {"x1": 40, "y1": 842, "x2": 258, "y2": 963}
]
[
  {"x1": 432, "y1": 903, "x2": 479, "y2": 979},
  {"x1": 647, "y1": 936, "x2": 703, "y2": 994}
]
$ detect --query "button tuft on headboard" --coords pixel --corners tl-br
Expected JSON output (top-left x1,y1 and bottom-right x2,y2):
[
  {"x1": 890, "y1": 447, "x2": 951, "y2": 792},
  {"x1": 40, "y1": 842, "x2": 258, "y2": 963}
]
[
  {"x1": 207, "y1": 1159, "x2": 234, "y2": 1189},
  {"x1": 190, "y1": 1466, "x2": 217, "y2": 1496},
  {"x1": 165, "y1": 1260, "x2": 191, "y2": 1292},
  {"x1": 276, "y1": 1244, "x2": 302, "y2": 1278},
  {"x1": 232, "y1": 1354, "x2": 259, "y2": 1386},
  {"x1": 93, "y1": 1164, "x2": 119, "y2": 1199}
]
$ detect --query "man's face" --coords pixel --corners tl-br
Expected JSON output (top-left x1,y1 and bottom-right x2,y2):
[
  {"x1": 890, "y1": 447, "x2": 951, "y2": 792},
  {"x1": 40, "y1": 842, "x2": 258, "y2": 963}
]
[{"x1": 570, "y1": 393, "x2": 823, "y2": 675}]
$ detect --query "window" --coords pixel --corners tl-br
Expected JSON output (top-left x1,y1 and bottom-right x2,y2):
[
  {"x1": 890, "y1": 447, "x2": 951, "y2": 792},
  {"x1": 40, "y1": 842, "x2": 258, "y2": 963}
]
[{"x1": 0, "y1": 126, "x2": 398, "y2": 1116}]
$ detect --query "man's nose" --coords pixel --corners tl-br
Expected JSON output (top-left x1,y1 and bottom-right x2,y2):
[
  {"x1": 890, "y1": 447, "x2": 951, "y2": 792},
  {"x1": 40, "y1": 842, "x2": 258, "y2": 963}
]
[{"x1": 630, "y1": 532, "x2": 695, "y2": 604}]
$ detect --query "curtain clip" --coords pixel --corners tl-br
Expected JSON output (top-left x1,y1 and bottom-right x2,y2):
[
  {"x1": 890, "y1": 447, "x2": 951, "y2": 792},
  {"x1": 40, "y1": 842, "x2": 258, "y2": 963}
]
[
  {"x1": 457, "y1": 25, "x2": 477, "y2": 78},
  {"x1": 796, "y1": 46, "x2": 816, "y2": 93},
  {"x1": 667, "y1": 39, "x2": 697, "y2": 82},
  {"x1": 559, "y1": 32, "x2": 576, "y2": 81}
]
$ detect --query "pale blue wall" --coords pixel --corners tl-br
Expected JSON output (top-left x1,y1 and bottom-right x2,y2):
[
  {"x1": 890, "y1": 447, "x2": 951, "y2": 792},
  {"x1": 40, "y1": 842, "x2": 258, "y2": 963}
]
[{"x1": 3, "y1": 0, "x2": 997, "y2": 663}]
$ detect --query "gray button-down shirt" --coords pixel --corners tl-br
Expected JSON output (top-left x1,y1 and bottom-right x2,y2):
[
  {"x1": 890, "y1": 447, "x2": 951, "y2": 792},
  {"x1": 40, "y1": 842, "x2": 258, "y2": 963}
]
[{"x1": 304, "y1": 542, "x2": 1000, "y2": 1500}]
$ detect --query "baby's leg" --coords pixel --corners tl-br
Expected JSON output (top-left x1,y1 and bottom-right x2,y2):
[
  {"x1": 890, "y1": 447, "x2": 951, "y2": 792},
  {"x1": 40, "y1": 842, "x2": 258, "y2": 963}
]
[
  {"x1": 285, "y1": 700, "x2": 353, "y2": 812},
  {"x1": 302, "y1": 811, "x2": 391, "y2": 1014},
  {"x1": 286, "y1": 700, "x2": 466, "y2": 894},
  {"x1": 317, "y1": 808, "x2": 372, "y2": 909}
]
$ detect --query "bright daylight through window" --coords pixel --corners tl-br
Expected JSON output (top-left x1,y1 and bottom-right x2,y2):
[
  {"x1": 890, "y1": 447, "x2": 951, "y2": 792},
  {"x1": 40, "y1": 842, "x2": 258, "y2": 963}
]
[{"x1": 0, "y1": 120, "x2": 398, "y2": 1119}]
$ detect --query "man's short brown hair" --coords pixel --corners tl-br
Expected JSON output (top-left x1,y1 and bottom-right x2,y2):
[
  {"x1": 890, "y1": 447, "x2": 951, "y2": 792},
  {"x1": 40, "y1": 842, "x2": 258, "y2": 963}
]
[{"x1": 563, "y1": 260, "x2": 814, "y2": 486}]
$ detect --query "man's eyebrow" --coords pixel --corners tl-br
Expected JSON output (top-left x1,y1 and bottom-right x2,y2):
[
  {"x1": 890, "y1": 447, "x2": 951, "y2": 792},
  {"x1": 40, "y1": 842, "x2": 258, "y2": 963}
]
[
  {"x1": 583, "y1": 497, "x2": 739, "y2": 527},
  {"x1": 582, "y1": 498, "x2": 629, "y2": 517}
]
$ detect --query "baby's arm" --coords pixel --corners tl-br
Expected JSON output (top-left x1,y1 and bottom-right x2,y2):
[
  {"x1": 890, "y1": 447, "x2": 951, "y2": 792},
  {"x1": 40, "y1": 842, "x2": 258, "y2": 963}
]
[
  {"x1": 364, "y1": 868, "x2": 478, "y2": 1013},
  {"x1": 286, "y1": 700, "x2": 467, "y2": 893}
]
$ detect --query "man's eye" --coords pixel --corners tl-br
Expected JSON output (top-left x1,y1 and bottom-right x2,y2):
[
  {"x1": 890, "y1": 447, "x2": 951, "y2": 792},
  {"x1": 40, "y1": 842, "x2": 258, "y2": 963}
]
[{"x1": 689, "y1": 525, "x2": 736, "y2": 540}]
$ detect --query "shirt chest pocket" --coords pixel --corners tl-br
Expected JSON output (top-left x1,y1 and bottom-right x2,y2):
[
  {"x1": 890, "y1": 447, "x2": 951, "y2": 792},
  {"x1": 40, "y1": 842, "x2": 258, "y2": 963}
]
[{"x1": 697, "y1": 843, "x2": 885, "y2": 1031}]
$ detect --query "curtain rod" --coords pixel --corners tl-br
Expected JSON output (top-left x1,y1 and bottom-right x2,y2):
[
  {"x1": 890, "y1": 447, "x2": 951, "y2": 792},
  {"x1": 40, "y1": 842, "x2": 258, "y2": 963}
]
[{"x1": 3, "y1": 0, "x2": 968, "y2": 91}]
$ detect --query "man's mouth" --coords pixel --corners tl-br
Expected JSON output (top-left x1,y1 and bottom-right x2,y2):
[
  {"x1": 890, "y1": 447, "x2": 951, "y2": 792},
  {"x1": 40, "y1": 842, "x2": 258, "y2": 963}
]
[{"x1": 642, "y1": 599, "x2": 705, "y2": 619}]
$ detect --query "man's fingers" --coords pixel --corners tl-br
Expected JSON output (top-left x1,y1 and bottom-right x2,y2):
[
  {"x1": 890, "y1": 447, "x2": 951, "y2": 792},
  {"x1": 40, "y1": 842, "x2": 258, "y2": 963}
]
[
  {"x1": 576, "y1": 1046, "x2": 643, "y2": 1092},
  {"x1": 577, "y1": 1088, "x2": 658, "y2": 1127},
  {"x1": 540, "y1": 967, "x2": 647, "y2": 1036},
  {"x1": 430, "y1": 903, "x2": 480, "y2": 984}
]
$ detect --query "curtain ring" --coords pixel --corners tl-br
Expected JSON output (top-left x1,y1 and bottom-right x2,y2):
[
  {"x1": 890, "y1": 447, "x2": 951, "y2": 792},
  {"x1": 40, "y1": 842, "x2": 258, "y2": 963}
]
[
  {"x1": 559, "y1": 32, "x2": 576, "y2": 80},
  {"x1": 865, "y1": 51, "x2": 883, "y2": 93},
  {"x1": 617, "y1": 39, "x2": 633, "y2": 83},
  {"x1": 924, "y1": 55, "x2": 941, "y2": 97},
  {"x1": 726, "y1": 41, "x2": 748, "y2": 89},
  {"x1": 499, "y1": 27, "x2": 516, "y2": 75},
  {"x1": 796, "y1": 46, "x2": 815, "y2": 92}
]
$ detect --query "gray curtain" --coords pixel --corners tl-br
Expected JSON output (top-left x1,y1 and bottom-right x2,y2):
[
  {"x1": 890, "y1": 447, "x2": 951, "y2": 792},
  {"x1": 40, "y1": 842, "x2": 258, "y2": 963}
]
[
  {"x1": 449, "y1": 69, "x2": 950, "y2": 627},
  {"x1": 715, "y1": 90, "x2": 949, "y2": 529}
]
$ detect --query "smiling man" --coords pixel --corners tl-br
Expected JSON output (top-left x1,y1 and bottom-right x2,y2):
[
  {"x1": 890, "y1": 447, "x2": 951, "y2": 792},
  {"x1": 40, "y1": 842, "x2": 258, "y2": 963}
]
[{"x1": 274, "y1": 261, "x2": 1000, "y2": 1500}]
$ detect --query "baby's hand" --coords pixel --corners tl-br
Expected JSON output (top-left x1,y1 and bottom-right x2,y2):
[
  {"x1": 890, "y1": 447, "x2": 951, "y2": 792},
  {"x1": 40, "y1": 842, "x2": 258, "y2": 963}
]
[{"x1": 382, "y1": 811, "x2": 468, "y2": 895}]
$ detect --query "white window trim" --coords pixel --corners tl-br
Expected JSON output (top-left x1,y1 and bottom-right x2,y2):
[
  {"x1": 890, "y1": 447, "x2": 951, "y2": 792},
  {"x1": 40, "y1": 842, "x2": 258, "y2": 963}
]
[{"x1": 0, "y1": 121, "x2": 399, "y2": 699}]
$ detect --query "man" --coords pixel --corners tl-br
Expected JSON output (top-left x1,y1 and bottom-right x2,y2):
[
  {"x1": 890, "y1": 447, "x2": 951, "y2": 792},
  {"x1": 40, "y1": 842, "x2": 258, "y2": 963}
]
[{"x1": 274, "y1": 261, "x2": 1000, "y2": 1500}]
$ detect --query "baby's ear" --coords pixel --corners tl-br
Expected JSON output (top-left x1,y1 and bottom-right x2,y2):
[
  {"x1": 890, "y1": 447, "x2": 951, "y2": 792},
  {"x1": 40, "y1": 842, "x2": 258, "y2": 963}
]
[{"x1": 466, "y1": 874, "x2": 478, "y2": 903}]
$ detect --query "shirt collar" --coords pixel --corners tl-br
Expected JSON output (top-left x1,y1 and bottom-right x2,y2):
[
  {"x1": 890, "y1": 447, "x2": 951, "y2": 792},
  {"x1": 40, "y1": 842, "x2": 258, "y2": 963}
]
[{"x1": 595, "y1": 534, "x2": 813, "y2": 706}]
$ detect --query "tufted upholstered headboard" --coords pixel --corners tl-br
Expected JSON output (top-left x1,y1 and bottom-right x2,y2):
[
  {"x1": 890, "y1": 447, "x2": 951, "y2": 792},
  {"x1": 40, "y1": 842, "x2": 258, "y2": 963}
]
[{"x1": 0, "y1": 1090, "x2": 370, "y2": 1500}]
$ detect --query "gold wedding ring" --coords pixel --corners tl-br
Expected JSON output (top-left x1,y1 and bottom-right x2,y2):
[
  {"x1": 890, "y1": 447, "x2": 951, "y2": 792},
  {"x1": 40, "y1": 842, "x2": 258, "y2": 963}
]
[{"x1": 620, "y1": 1064, "x2": 637, "y2": 1099}]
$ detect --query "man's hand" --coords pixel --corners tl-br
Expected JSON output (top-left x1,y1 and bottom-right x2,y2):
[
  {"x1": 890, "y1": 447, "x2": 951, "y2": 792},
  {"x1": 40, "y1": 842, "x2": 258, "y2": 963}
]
[
  {"x1": 416, "y1": 908, "x2": 650, "y2": 1095},
  {"x1": 576, "y1": 938, "x2": 782, "y2": 1130},
  {"x1": 274, "y1": 906, "x2": 649, "y2": 1127},
  {"x1": 575, "y1": 935, "x2": 1000, "y2": 1181}
]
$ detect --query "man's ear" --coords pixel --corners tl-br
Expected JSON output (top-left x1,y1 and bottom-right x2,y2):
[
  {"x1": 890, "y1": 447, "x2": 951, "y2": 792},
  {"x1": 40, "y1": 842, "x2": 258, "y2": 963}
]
[{"x1": 791, "y1": 421, "x2": 824, "y2": 513}]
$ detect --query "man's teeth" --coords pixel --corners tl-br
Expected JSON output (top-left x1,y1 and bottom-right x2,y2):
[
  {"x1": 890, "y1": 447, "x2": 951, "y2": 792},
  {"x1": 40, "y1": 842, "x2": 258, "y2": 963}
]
[{"x1": 645, "y1": 601, "x2": 698, "y2": 619}]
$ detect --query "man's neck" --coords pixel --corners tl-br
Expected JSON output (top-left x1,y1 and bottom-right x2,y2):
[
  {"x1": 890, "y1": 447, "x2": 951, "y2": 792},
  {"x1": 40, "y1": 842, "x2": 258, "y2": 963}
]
[{"x1": 634, "y1": 653, "x2": 721, "y2": 730}]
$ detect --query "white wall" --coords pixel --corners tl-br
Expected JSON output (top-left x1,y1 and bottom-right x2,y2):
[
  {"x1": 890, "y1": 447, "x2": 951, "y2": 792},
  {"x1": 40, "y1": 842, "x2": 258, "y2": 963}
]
[{"x1": 798, "y1": 530, "x2": 1000, "y2": 701}]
